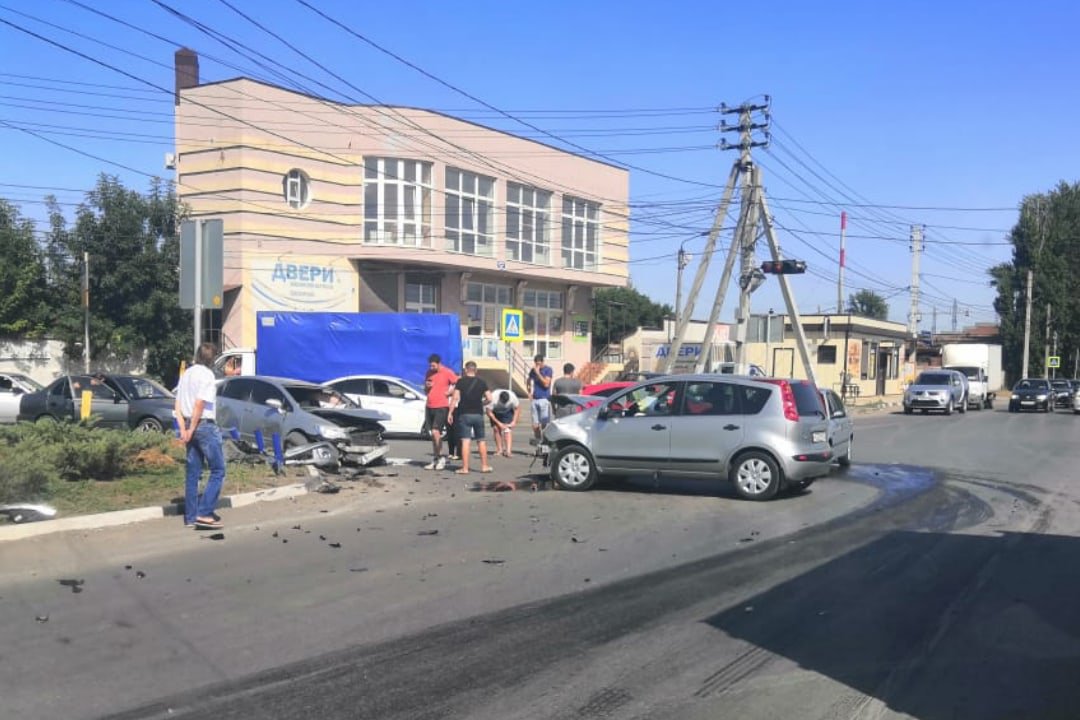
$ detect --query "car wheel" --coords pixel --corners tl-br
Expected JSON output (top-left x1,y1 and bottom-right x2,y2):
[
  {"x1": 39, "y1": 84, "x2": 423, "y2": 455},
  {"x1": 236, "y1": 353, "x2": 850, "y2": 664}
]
[
  {"x1": 730, "y1": 450, "x2": 782, "y2": 501},
  {"x1": 903, "y1": 406, "x2": 912, "y2": 415},
  {"x1": 959, "y1": 397, "x2": 967, "y2": 414},
  {"x1": 284, "y1": 431, "x2": 309, "y2": 449},
  {"x1": 135, "y1": 416, "x2": 164, "y2": 433},
  {"x1": 549, "y1": 444, "x2": 597, "y2": 491},
  {"x1": 838, "y1": 437, "x2": 853, "y2": 468},
  {"x1": 35, "y1": 414, "x2": 58, "y2": 425},
  {"x1": 944, "y1": 399, "x2": 953, "y2": 416}
]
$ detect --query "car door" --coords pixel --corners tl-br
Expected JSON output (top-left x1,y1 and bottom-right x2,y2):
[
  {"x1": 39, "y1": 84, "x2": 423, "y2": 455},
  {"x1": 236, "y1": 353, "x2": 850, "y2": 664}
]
[
  {"x1": 824, "y1": 390, "x2": 852, "y2": 456},
  {"x1": 216, "y1": 378, "x2": 256, "y2": 439},
  {"x1": 591, "y1": 381, "x2": 679, "y2": 474},
  {"x1": 89, "y1": 381, "x2": 129, "y2": 428},
  {"x1": 666, "y1": 380, "x2": 750, "y2": 475},
  {"x1": 248, "y1": 379, "x2": 289, "y2": 442},
  {"x1": 371, "y1": 378, "x2": 425, "y2": 434}
]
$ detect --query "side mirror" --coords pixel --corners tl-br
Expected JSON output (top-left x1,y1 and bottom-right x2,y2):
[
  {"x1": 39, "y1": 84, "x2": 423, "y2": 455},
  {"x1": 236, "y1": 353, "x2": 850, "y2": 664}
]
[
  {"x1": 597, "y1": 406, "x2": 610, "y2": 420},
  {"x1": 266, "y1": 398, "x2": 284, "y2": 412},
  {"x1": 404, "y1": 392, "x2": 418, "y2": 401},
  {"x1": 832, "y1": 410, "x2": 846, "y2": 419}
]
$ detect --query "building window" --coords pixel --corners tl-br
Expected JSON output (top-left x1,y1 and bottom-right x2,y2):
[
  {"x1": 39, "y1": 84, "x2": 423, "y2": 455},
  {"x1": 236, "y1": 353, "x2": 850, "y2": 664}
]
[
  {"x1": 817, "y1": 345, "x2": 837, "y2": 364},
  {"x1": 445, "y1": 168, "x2": 495, "y2": 256},
  {"x1": 561, "y1": 196, "x2": 600, "y2": 270},
  {"x1": 283, "y1": 169, "x2": 311, "y2": 209},
  {"x1": 522, "y1": 289, "x2": 563, "y2": 360},
  {"x1": 506, "y1": 182, "x2": 551, "y2": 265},
  {"x1": 464, "y1": 282, "x2": 512, "y2": 358},
  {"x1": 363, "y1": 157, "x2": 433, "y2": 246},
  {"x1": 405, "y1": 280, "x2": 438, "y2": 313}
]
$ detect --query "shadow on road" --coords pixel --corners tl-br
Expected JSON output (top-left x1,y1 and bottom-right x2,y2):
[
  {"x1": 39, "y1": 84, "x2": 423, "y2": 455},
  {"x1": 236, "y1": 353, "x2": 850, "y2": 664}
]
[{"x1": 705, "y1": 529, "x2": 1080, "y2": 719}]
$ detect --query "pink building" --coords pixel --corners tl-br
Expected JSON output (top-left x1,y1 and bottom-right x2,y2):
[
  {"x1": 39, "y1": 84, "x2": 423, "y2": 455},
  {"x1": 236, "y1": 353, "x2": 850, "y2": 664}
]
[{"x1": 172, "y1": 50, "x2": 630, "y2": 383}]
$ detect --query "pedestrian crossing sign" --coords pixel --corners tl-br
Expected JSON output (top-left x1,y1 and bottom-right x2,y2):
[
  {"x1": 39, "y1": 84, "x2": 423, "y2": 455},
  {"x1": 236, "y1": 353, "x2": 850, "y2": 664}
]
[
  {"x1": 501, "y1": 308, "x2": 524, "y2": 342},
  {"x1": 1048, "y1": 355, "x2": 1061, "y2": 368}
]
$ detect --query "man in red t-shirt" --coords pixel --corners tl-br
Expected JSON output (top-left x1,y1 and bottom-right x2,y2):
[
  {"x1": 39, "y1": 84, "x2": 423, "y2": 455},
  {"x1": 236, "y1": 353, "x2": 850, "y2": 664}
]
[{"x1": 423, "y1": 353, "x2": 458, "y2": 470}]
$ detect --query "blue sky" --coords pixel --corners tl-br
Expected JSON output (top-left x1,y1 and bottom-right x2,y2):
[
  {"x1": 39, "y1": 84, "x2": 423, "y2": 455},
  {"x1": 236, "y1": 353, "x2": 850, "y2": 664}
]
[{"x1": 2, "y1": 0, "x2": 1077, "y2": 327}]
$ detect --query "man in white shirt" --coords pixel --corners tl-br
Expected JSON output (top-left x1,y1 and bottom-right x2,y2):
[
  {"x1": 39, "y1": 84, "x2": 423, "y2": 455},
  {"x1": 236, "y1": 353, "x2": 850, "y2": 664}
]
[{"x1": 174, "y1": 342, "x2": 226, "y2": 529}]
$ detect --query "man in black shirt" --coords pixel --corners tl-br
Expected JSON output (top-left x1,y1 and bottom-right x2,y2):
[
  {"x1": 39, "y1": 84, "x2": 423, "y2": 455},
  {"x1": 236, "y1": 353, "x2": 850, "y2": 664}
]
[{"x1": 448, "y1": 361, "x2": 493, "y2": 474}]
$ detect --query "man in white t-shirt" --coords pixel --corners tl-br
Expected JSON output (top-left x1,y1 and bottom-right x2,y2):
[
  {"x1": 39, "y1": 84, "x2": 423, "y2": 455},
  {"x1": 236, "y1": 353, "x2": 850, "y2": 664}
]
[
  {"x1": 174, "y1": 342, "x2": 226, "y2": 529},
  {"x1": 486, "y1": 389, "x2": 520, "y2": 458}
]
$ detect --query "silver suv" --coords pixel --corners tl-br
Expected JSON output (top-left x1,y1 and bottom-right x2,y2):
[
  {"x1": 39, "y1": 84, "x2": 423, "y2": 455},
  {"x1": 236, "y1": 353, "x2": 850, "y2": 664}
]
[
  {"x1": 542, "y1": 375, "x2": 832, "y2": 501},
  {"x1": 903, "y1": 369, "x2": 968, "y2": 415}
]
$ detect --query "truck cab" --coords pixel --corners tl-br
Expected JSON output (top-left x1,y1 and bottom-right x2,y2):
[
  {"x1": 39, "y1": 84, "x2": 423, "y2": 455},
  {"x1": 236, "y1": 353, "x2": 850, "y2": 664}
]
[
  {"x1": 213, "y1": 348, "x2": 256, "y2": 378},
  {"x1": 944, "y1": 365, "x2": 993, "y2": 410}
]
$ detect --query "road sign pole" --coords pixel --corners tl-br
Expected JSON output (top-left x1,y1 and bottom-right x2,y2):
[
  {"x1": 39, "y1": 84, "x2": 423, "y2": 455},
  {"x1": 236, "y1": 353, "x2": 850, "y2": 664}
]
[{"x1": 193, "y1": 219, "x2": 202, "y2": 354}]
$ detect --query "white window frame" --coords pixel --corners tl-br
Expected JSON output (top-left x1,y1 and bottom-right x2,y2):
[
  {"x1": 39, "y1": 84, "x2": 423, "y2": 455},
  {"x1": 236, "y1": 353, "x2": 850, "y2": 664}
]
[
  {"x1": 445, "y1": 168, "x2": 496, "y2": 257},
  {"x1": 522, "y1": 289, "x2": 564, "y2": 360},
  {"x1": 284, "y1": 169, "x2": 311, "y2": 209},
  {"x1": 506, "y1": 182, "x2": 552, "y2": 265},
  {"x1": 363, "y1": 157, "x2": 433, "y2": 247},
  {"x1": 561, "y1": 196, "x2": 600, "y2": 271},
  {"x1": 464, "y1": 281, "x2": 513, "y2": 359},
  {"x1": 404, "y1": 280, "x2": 438, "y2": 314}
]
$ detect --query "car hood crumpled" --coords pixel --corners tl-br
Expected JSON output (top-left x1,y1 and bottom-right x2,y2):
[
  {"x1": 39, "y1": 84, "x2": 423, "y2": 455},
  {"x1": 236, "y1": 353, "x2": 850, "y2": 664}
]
[{"x1": 309, "y1": 407, "x2": 391, "y2": 425}]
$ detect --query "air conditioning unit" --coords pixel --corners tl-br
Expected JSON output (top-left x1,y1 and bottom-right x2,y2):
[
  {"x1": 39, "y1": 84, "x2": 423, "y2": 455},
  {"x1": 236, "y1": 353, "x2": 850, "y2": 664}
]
[{"x1": 164, "y1": 153, "x2": 177, "y2": 170}]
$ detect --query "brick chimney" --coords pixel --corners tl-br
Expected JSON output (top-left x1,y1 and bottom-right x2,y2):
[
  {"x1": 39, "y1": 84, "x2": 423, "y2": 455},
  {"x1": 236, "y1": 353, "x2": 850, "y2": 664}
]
[{"x1": 175, "y1": 48, "x2": 199, "y2": 105}]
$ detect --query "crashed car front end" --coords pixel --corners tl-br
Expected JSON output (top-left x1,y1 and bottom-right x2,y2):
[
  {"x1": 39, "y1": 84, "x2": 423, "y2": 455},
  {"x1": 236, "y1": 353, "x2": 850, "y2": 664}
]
[{"x1": 307, "y1": 408, "x2": 390, "y2": 466}]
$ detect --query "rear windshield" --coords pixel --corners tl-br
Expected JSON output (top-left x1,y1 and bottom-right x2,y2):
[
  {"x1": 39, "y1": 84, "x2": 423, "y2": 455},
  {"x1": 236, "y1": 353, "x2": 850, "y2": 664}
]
[{"x1": 791, "y1": 382, "x2": 825, "y2": 417}]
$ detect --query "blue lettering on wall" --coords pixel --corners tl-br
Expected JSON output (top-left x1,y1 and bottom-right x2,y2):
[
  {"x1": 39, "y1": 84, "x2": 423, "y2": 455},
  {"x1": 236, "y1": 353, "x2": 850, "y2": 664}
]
[{"x1": 271, "y1": 263, "x2": 335, "y2": 284}]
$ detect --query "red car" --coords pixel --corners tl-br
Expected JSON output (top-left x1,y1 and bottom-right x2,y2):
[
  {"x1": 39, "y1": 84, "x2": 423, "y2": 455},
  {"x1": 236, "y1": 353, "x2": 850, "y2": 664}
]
[{"x1": 581, "y1": 381, "x2": 636, "y2": 397}]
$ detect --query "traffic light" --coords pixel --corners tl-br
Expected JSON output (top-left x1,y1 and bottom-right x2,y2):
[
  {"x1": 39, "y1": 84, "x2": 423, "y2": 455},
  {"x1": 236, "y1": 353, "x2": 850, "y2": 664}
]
[{"x1": 760, "y1": 259, "x2": 807, "y2": 274}]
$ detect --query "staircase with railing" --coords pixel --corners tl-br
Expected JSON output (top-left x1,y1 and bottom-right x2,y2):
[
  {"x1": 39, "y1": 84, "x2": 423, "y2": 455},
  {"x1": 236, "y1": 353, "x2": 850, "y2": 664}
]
[{"x1": 577, "y1": 344, "x2": 625, "y2": 386}]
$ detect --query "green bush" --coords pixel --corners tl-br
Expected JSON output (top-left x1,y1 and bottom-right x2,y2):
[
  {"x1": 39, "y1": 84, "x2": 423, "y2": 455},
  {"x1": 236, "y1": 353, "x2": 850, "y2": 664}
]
[
  {"x1": 0, "y1": 421, "x2": 179, "y2": 488},
  {"x1": 0, "y1": 450, "x2": 57, "y2": 503}
]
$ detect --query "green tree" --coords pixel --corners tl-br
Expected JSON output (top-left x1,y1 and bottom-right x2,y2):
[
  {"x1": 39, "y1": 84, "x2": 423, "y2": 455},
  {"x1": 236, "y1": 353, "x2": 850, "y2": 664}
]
[
  {"x1": 847, "y1": 289, "x2": 889, "y2": 320},
  {"x1": 592, "y1": 285, "x2": 673, "y2": 353},
  {"x1": 45, "y1": 175, "x2": 191, "y2": 383},
  {"x1": 992, "y1": 182, "x2": 1080, "y2": 383},
  {"x1": 0, "y1": 199, "x2": 50, "y2": 336}
]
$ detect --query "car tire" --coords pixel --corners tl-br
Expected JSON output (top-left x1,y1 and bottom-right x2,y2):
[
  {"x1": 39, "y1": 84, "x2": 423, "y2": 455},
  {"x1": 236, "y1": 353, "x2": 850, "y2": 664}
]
[
  {"x1": 730, "y1": 450, "x2": 782, "y2": 501},
  {"x1": 903, "y1": 406, "x2": 912, "y2": 415},
  {"x1": 549, "y1": 444, "x2": 598, "y2": 491},
  {"x1": 959, "y1": 397, "x2": 967, "y2": 414},
  {"x1": 135, "y1": 416, "x2": 164, "y2": 433},
  {"x1": 838, "y1": 437, "x2": 853, "y2": 468},
  {"x1": 35, "y1": 414, "x2": 58, "y2": 425},
  {"x1": 284, "y1": 431, "x2": 309, "y2": 449},
  {"x1": 945, "y1": 399, "x2": 953, "y2": 416}
]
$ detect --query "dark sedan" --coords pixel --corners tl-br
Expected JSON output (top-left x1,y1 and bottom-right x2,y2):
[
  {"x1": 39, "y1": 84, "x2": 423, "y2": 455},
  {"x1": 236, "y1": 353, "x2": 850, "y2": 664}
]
[
  {"x1": 1050, "y1": 379, "x2": 1074, "y2": 408},
  {"x1": 1007, "y1": 378, "x2": 1053, "y2": 413},
  {"x1": 17, "y1": 374, "x2": 176, "y2": 432}
]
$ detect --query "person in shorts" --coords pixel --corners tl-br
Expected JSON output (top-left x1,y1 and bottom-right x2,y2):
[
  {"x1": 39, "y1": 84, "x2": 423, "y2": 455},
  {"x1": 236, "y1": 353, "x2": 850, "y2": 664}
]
[
  {"x1": 486, "y1": 389, "x2": 520, "y2": 458},
  {"x1": 448, "y1": 361, "x2": 492, "y2": 474},
  {"x1": 552, "y1": 363, "x2": 583, "y2": 418},
  {"x1": 423, "y1": 354, "x2": 457, "y2": 470},
  {"x1": 526, "y1": 354, "x2": 553, "y2": 444}
]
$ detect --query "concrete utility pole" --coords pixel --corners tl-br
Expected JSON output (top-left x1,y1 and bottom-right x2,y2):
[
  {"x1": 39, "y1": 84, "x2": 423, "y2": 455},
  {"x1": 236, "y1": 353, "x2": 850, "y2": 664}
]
[
  {"x1": 1052, "y1": 330, "x2": 1058, "y2": 379},
  {"x1": 82, "y1": 251, "x2": 90, "y2": 373},
  {"x1": 1044, "y1": 304, "x2": 1052, "y2": 379},
  {"x1": 1021, "y1": 197, "x2": 1046, "y2": 380},
  {"x1": 672, "y1": 244, "x2": 690, "y2": 342},
  {"x1": 932, "y1": 306, "x2": 938, "y2": 337},
  {"x1": 907, "y1": 225, "x2": 923, "y2": 357},
  {"x1": 951, "y1": 298, "x2": 958, "y2": 332},
  {"x1": 837, "y1": 211, "x2": 847, "y2": 313}
]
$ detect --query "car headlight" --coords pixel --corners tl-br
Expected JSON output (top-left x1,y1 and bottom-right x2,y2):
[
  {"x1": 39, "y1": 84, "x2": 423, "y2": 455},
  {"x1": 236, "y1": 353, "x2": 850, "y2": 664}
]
[
  {"x1": 1036, "y1": 394, "x2": 1047, "y2": 401},
  {"x1": 811, "y1": 430, "x2": 827, "y2": 444},
  {"x1": 1011, "y1": 394, "x2": 1019, "y2": 400},
  {"x1": 317, "y1": 423, "x2": 349, "y2": 440}
]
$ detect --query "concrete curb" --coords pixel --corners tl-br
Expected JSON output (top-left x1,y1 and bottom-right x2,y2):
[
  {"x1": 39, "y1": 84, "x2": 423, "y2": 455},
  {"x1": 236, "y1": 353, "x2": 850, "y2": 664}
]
[{"x1": 0, "y1": 483, "x2": 309, "y2": 543}]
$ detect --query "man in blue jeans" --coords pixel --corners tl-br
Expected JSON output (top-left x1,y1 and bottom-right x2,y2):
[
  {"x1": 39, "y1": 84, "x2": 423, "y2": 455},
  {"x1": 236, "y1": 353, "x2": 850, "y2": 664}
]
[
  {"x1": 174, "y1": 342, "x2": 226, "y2": 529},
  {"x1": 527, "y1": 354, "x2": 554, "y2": 445}
]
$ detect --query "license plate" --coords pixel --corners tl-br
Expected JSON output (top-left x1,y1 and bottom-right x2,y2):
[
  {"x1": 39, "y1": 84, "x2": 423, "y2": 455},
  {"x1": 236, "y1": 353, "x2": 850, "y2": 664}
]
[
  {"x1": 812, "y1": 430, "x2": 827, "y2": 444},
  {"x1": 1021, "y1": 401, "x2": 1034, "y2": 405}
]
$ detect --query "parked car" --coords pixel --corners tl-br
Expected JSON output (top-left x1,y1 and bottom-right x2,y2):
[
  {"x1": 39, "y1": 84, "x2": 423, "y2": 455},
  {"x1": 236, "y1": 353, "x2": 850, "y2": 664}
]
[
  {"x1": 903, "y1": 370, "x2": 968, "y2": 415},
  {"x1": 215, "y1": 376, "x2": 391, "y2": 466},
  {"x1": 325, "y1": 374, "x2": 428, "y2": 436},
  {"x1": 1050, "y1": 379, "x2": 1074, "y2": 408},
  {"x1": 1008, "y1": 378, "x2": 1053, "y2": 413},
  {"x1": 1073, "y1": 384, "x2": 1080, "y2": 415},
  {"x1": 819, "y1": 387, "x2": 853, "y2": 468},
  {"x1": 18, "y1": 374, "x2": 172, "y2": 430},
  {"x1": 542, "y1": 375, "x2": 832, "y2": 500},
  {"x1": 0, "y1": 372, "x2": 44, "y2": 424},
  {"x1": 581, "y1": 381, "x2": 636, "y2": 397}
]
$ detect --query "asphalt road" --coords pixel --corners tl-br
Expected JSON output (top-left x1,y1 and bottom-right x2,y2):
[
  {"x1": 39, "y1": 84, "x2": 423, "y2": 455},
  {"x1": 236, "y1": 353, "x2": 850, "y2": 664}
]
[{"x1": 1, "y1": 406, "x2": 1079, "y2": 719}]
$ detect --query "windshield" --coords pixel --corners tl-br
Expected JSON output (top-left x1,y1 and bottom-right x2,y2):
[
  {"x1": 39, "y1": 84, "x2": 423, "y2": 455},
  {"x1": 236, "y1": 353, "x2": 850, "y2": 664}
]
[
  {"x1": 286, "y1": 384, "x2": 358, "y2": 410},
  {"x1": 7, "y1": 373, "x2": 44, "y2": 391},
  {"x1": 112, "y1": 375, "x2": 173, "y2": 399},
  {"x1": 950, "y1": 366, "x2": 981, "y2": 380},
  {"x1": 915, "y1": 373, "x2": 952, "y2": 386},
  {"x1": 1014, "y1": 379, "x2": 1049, "y2": 391},
  {"x1": 1051, "y1": 380, "x2": 1071, "y2": 390}
]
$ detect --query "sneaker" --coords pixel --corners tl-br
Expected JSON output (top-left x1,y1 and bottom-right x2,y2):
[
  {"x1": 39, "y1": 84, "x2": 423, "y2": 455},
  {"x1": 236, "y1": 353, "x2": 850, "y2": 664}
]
[
  {"x1": 423, "y1": 460, "x2": 437, "y2": 470},
  {"x1": 435, "y1": 456, "x2": 447, "y2": 470}
]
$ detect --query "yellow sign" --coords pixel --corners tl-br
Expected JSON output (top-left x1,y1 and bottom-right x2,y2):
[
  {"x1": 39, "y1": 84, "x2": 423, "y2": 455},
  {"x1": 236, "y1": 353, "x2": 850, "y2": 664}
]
[
  {"x1": 1048, "y1": 355, "x2": 1061, "y2": 368},
  {"x1": 501, "y1": 308, "x2": 524, "y2": 342},
  {"x1": 80, "y1": 390, "x2": 93, "y2": 421}
]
